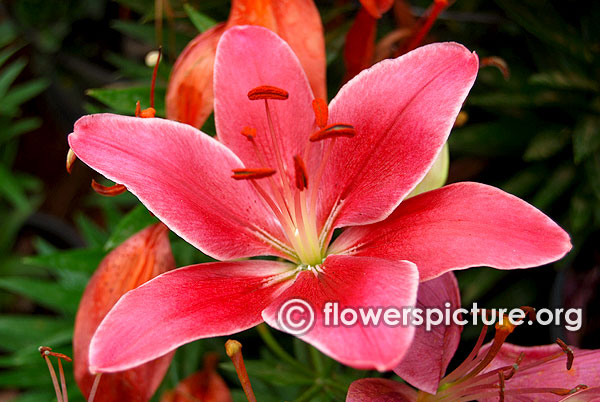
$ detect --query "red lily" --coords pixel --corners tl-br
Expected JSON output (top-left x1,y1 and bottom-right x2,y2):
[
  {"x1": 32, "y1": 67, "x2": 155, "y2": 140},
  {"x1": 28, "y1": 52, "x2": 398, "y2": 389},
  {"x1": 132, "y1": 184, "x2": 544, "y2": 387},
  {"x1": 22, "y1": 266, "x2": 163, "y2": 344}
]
[
  {"x1": 73, "y1": 223, "x2": 175, "y2": 401},
  {"x1": 68, "y1": 26, "x2": 570, "y2": 373},
  {"x1": 166, "y1": 0, "x2": 326, "y2": 129}
]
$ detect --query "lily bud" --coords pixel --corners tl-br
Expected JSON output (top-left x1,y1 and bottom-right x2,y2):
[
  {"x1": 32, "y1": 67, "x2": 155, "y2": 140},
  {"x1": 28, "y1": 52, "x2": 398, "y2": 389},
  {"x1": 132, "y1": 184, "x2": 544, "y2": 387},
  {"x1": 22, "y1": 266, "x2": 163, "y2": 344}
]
[
  {"x1": 160, "y1": 354, "x2": 232, "y2": 402},
  {"x1": 73, "y1": 223, "x2": 175, "y2": 402},
  {"x1": 166, "y1": 0, "x2": 326, "y2": 129}
]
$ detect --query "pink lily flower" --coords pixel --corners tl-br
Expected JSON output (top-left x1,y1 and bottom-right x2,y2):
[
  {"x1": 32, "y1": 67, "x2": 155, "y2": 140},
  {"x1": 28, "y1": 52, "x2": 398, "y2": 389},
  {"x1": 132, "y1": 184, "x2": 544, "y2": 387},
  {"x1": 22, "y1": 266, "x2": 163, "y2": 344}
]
[
  {"x1": 67, "y1": 25, "x2": 570, "y2": 373},
  {"x1": 348, "y1": 323, "x2": 600, "y2": 401}
]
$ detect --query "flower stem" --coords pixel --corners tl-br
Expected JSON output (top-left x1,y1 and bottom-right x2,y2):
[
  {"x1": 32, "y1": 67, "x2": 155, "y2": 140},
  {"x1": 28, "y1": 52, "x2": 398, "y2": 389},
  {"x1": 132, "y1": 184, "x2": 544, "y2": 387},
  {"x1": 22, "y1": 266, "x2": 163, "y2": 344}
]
[{"x1": 256, "y1": 324, "x2": 312, "y2": 375}]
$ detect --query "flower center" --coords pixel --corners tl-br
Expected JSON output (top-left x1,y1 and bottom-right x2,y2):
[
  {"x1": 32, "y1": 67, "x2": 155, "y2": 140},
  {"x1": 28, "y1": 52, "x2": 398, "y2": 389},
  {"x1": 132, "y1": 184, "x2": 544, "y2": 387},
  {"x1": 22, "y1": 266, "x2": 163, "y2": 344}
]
[{"x1": 230, "y1": 85, "x2": 356, "y2": 265}]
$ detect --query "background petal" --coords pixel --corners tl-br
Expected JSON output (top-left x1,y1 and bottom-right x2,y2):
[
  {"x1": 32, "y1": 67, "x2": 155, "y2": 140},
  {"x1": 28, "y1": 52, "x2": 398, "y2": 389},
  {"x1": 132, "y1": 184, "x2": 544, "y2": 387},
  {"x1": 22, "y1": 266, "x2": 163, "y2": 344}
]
[
  {"x1": 69, "y1": 114, "x2": 291, "y2": 261},
  {"x1": 480, "y1": 343, "x2": 600, "y2": 402},
  {"x1": 317, "y1": 42, "x2": 478, "y2": 231},
  {"x1": 394, "y1": 273, "x2": 462, "y2": 394},
  {"x1": 346, "y1": 378, "x2": 417, "y2": 402},
  {"x1": 262, "y1": 255, "x2": 419, "y2": 371},
  {"x1": 330, "y1": 182, "x2": 572, "y2": 281},
  {"x1": 89, "y1": 260, "x2": 295, "y2": 372}
]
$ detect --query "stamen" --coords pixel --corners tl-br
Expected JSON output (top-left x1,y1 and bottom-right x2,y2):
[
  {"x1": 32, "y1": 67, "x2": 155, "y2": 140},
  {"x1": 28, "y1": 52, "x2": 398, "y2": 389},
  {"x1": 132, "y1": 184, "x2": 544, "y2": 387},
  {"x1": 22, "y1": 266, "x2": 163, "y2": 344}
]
[
  {"x1": 311, "y1": 98, "x2": 328, "y2": 128},
  {"x1": 400, "y1": 0, "x2": 449, "y2": 54},
  {"x1": 481, "y1": 56, "x2": 510, "y2": 80},
  {"x1": 149, "y1": 47, "x2": 161, "y2": 108},
  {"x1": 498, "y1": 371, "x2": 505, "y2": 402},
  {"x1": 91, "y1": 179, "x2": 127, "y2": 196},
  {"x1": 293, "y1": 155, "x2": 308, "y2": 191},
  {"x1": 556, "y1": 338, "x2": 574, "y2": 370},
  {"x1": 87, "y1": 373, "x2": 102, "y2": 402},
  {"x1": 504, "y1": 352, "x2": 524, "y2": 380},
  {"x1": 247, "y1": 85, "x2": 289, "y2": 101},
  {"x1": 231, "y1": 168, "x2": 276, "y2": 180},
  {"x1": 39, "y1": 346, "x2": 64, "y2": 402},
  {"x1": 241, "y1": 126, "x2": 257, "y2": 140},
  {"x1": 225, "y1": 340, "x2": 257, "y2": 402},
  {"x1": 66, "y1": 148, "x2": 77, "y2": 174},
  {"x1": 310, "y1": 123, "x2": 356, "y2": 142}
]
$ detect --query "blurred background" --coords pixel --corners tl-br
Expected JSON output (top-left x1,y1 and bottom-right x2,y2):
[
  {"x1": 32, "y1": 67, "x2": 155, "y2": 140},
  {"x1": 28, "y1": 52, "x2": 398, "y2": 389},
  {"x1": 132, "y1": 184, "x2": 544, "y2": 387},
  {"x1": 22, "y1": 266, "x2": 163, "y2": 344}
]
[{"x1": 0, "y1": 0, "x2": 598, "y2": 400}]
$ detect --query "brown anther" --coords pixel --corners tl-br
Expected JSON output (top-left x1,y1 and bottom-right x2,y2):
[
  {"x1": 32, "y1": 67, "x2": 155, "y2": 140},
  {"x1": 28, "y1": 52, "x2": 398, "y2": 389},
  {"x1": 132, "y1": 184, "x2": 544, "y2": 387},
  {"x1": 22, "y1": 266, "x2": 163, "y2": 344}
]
[
  {"x1": 293, "y1": 155, "x2": 308, "y2": 191},
  {"x1": 91, "y1": 179, "x2": 127, "y2": 196},
  {"x1": 39, "y1": 346, "x2": 52, "y2": 356},
  {"x1": 481, "y1": 56, "x2": 510, "y2": 80},
  {"x1": 310, "y1": 123, "x2": 356, "y2": 142},
  {"x1": 66, "y1": 148, "x2": 77, "y2": 174},
  {"x1": 312, "y1": 98, "x2": 328, "y2": 129},
  {"x1": 556, "y1": 338, "x2": 574, "y2": 370},
  {"x1": 241, "y1": 126, "x2": 257, "y2": 140},
  {"x1": 520, "y1": 306, "x2": 536, "y2": 323},
  {"x1": 498, "y1": 371, "x2": 505, "y2": 402},
  {"x1": 247, "y1": 85, "x2": 289, "y2": 101},
  {"x1": 231, "y1": 168, "x2": 276, "y2": 180}
]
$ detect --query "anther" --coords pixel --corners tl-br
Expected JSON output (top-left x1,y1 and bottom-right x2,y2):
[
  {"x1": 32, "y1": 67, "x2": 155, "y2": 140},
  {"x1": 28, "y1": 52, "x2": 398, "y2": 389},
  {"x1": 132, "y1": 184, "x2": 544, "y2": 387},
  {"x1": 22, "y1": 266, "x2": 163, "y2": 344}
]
[
  {"x1": 225, "y1": 340, "x2": 257, "y2": 402},
  {"x1": 91, "y1": 179, "x2": 127, "y2": 196},
  {"x1": 312, "y1": 98, "x2": 328, "y2": 128},
  {"x1": 231, "y1": 168, "x2": 276, "y2": 180},
  {"x1": 293, "y1": 155, "x2": 308, "y2": 191},
  {"x1": 247, "y1": 85, "x2": 289, "y2": 101},
  {"x1": 310, "y1": 123, "x2": 356, "y2": 142},
  {"x1": 135, "y1": 100, "x2": 156, "y2": 118},
  {"x1": 66, "y1": 149, "x2": 77, "y2": 174},
  {"x1": 556, "y1": 338, "x2": 574, "y2": 370},
  {"x1": 241, "y1": 126, "x2": 257, "y2": 140}
]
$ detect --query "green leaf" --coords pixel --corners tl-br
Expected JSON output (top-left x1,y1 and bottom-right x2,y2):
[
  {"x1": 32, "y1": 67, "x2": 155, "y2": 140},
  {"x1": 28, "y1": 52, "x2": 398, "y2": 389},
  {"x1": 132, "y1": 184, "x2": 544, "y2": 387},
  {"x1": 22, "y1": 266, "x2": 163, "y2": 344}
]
[
  {"x1": 0, "y1": 316, "x2": 71, "y2": 352},
  {"x1": 23, "y1": 248, "x2": 105, "y2": 274},
  {"x1": 0, "y1": 277, "x2": 82, "y2": 315},
  {"x1": 0, "y1": 163, "x2": 29, "y2": 208},
  {"x1": 183, "y1": 3, "x2": 218, "y2": 33},
  {"x1": 523, "y1": 129, "x2": 570, "y2": 161},
  {"x1": 220, "y1": 360, "x2": 315, "y2": 386},
  {"x1": 75, "y1": 213, "x2": 107, "y2": 248},
  {"x1": 529, "y1": 71, "x2": 599, "y2": 92},
  {"x1": 0, "y1": 117, "x2": 42, "y2": 143},
  {"x1": 573, "y1": 115, "x2": 600, "y2": 164},
  {"x1": 0, "y1": 79, "x2": 49, "y2": 116},
  {"x1": 0, "y1": 58, "x2": 26, "y2": 99},
  {"x1": 86, "y1": 86, "x2": 166, "y2": 117},
  {"x1": 104, "y1": 204, "x2": 158, "y2": 250},
  {"x1": 531, "y1": 164, "x2": 576, "y2": 210}
]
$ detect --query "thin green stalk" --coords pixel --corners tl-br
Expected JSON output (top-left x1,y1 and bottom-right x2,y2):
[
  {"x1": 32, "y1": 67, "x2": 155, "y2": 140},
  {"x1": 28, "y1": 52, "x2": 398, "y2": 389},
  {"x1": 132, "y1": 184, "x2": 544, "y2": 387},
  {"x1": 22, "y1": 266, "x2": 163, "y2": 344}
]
[{"x1": 256, "y1": 324, "x2": 312, "y2": 376}]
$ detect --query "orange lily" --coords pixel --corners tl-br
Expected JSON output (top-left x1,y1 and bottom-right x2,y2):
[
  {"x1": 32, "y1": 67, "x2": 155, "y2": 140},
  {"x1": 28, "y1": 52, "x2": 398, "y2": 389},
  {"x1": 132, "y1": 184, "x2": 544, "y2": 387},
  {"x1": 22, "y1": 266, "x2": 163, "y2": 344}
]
[
  {"x1": 166, "y1": 0, "x2": 326, "y2": 129},
  {"x1": 73, "y1": 223, "x2": 176, "y2": 402}
]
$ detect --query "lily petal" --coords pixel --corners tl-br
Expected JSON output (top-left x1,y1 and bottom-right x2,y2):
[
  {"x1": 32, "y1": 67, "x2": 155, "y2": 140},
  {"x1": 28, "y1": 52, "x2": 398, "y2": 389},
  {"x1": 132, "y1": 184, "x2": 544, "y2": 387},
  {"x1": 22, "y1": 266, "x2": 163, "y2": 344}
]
[
  {"x1": 68, "y1": 114, "x2": 291, "y2": 261},
  {"x1": 320, "y1": 42, "x2": 478, "y2": 231},
  {"x1": 214, "y1": 26, "x2": 316, "y2": 182},
  {"x1": 480, "y1": 343, "x2": 600, "y2": 402},
  {"x1": 89, "y1": 260, "x2": 295, "y2": 373},
  {"x1": 394, "y1": 273, "x2": 462, "y2": 394},
  {"x1": 262, "y1": 255, "x2": 419, "y2": 371},
  {"x1": 330, "y1": 182, "x2": 572, "y2": 281},
  {"x1": 166, "y1": 24, "x2": 225, "y2": 129},
  {"x1": 346, "y1": 378, "x2": 417, "y2": 402}
]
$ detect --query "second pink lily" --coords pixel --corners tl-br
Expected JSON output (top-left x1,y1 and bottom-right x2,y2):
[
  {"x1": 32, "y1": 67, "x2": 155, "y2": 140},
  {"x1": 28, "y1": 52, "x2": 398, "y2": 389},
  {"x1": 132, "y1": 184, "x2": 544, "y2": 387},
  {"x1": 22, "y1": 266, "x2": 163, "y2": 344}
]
[{"x1": 68, "y1": 26, "x2": 571, "y2": 373}]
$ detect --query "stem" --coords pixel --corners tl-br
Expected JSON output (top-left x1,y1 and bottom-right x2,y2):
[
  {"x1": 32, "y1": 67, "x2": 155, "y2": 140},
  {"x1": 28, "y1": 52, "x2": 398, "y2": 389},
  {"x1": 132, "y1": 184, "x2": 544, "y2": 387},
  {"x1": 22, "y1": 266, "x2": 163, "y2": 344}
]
[
  {"x1": 256, "y1": 324, "x2": 312, "y2": 376},
  {"x1": 294, "y1": 383, "x2": 322, "y2": 402}
]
